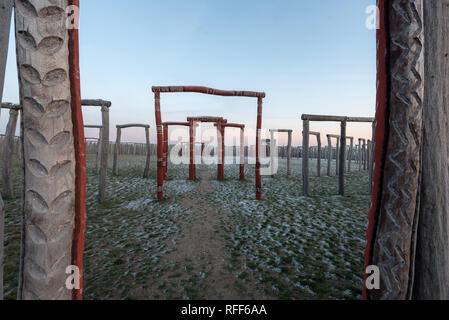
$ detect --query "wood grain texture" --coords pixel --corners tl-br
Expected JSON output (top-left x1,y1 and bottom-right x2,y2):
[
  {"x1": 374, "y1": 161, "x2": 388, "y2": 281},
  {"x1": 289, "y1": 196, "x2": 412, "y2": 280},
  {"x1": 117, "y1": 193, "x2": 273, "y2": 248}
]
[
  {"x1": 369, "y1": 0, "x2": 424, "y2": 300},
  {"x1": 15, "y1": 0, "x2": 76, "y2": 300},
  {"x1": 413, "y1": 0, "x2": 449, "y2": 300}
]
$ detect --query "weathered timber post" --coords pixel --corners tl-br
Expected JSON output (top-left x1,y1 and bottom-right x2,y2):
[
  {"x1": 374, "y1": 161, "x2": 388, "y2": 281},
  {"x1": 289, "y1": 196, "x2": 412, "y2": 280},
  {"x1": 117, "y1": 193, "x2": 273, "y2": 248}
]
[
  {"x1": 99, "y1": 105, "x2": 110, "y2": 203},
  {"x1": 144, "y1": 126, "x2": 151, "y2": 178},
  {"x1": 113, "y1": 127, "x2": 122, "y2": 176},
  {"x1": 1, "y1": 106, "x2": 20, "y2": 199},
  {"x1": 217, "y1": 122, "x2": 225, "y2": 181},
  {"x1": 15, "y1": 0, "x2": 86, "y2": 299},
  {"x1": 96, "y1": 129, "x2": 102, "y2": 174},
  {"x1": 336, "y1": 137, "x2": 340, "y2": 175},
  {"x1": 240, "y1": 127, "x2": 245, "y2": 180},
  {"x1": 327, "y1": 135, "x2": 332, "y2": 176},
  {"x1": 413, "y1": 0, "x2": 449, "y2": 299},
  {"x1": 302, "y1": 120, "x2": 310, "y2": 196},
  {"x1": 270, "y1": 131, "x2": 275, "y2": 177},
  {"x1": 348, "y1": 137, "x2": 354, "y2": 172},
  {"x1": 287, "y1": 131, "x2": 292, "y2": 178},
  {"x1": 362, "y1": 139, "x2": 367, "y2": 170},
  {"x1": 365, "y1": 0, "x2": 425, "y2": 300},
  {"x1": 358, "y1": 139, "x2": 364, "y2": 171},
  {"x1": 189, "y1": 120, "x2": 196, "y2": 180},
  {"x1": 339, "y1": 120, "x2": 347, "y2": 196},
  {"x1": 0, "y1": 0, "x2": 13, "y2": 300}
]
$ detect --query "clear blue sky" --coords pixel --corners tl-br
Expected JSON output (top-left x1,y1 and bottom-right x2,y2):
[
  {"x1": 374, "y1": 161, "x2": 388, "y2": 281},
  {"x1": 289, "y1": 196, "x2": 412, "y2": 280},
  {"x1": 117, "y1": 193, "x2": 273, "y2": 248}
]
[{"x1": 2, "y1": 0, "x2": 376, "y2": 146}]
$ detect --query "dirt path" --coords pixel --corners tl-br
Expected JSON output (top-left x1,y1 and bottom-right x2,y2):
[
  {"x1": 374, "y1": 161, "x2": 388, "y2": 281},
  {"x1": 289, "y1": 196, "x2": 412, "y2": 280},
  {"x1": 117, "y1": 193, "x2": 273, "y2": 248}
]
[{"x1": 135, "y1": 165, "x2": 270, "y2": 299}]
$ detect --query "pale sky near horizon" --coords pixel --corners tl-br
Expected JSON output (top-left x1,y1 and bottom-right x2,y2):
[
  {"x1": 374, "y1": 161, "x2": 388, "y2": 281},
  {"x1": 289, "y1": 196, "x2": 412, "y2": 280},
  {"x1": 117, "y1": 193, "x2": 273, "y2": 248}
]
[{"x1": 1, "y1": 0, "x2": 376, "y2": 146}]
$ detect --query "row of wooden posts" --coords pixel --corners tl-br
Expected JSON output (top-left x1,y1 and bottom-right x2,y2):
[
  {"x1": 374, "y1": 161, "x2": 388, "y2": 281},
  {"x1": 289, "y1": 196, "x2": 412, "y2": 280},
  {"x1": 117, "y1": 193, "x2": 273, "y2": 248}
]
[{"x1": 1, "y1": 105, "x2": 374, "y2": 203}]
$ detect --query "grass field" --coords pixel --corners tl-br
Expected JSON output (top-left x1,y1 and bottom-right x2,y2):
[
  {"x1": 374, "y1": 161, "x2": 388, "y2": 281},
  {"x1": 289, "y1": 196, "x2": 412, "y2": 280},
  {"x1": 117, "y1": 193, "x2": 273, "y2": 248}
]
[{"x1": 1, "y1": 154, "x2": 371, "y2": 300}]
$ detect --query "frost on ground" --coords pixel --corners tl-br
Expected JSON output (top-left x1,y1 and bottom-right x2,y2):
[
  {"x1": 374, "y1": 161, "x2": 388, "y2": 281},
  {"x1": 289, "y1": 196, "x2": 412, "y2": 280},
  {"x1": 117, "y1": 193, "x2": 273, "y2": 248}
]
[{"x1": 1, "y1": 154, "x2": 370, "y2": 300}]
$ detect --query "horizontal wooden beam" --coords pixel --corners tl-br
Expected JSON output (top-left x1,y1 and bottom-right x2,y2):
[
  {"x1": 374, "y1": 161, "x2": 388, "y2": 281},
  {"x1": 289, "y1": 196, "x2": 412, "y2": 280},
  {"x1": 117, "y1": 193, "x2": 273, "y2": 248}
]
[
  {"x1": 117, "y1": 124, "x2": 150, "y2": 129},
  {"x1": 214, "y1": 123, "x2": 245, "y2": 129},
  {"x1": 187, "y1": 116, "x2": 227, "y2": 123},
  {"x1": 301, "y1": 114, "x2": 374, "y2": 122},
  {"x1": 81, "y1": 99, "x2": 112, "y2": 107},
  {"x1": 1, "y1": 102, "x2": 21, "y2": 110},
  {"x1": 163, "y1": 122, "x2": 190, "y2": 127},
  {"x1": 152, "y1": 86, "x2": 266, "y2": 98},
  {"x1": 270, "y1": 129, "x2": 293, "y2": 133},
  {"x1": 84, "y1": 125, "x2": 102, "y2": 129}
]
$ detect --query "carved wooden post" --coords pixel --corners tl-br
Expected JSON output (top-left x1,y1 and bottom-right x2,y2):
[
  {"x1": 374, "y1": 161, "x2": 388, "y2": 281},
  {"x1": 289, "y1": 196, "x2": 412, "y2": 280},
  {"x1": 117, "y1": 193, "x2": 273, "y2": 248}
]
[
  {"x1": 365, "y1": 0, "x2": 425, "y2": 300},
  {"x1": 302, "y1": 120, "x2": 310, "y2": 196},
  {"x1": 144, "y1": 126, "x2": 151, "y2": 178},
  {"x1": 99, "y1": 106, "x2": 110, "y2": 203},
  {"x1": 14, "y1": 0, "x2": 86, "y2": 299},
  {"x1": 2, "y1": 108, "x2": 19, "y2": 198},
  {"x1": 287, "y1": 131, "x2": 292, "y2": 178},
  {"x1": 327, "y1": 135, "x2": 331, "y2": 176},
  {"x1": 339, "y1": 120, "x2": 346, "y2": 196},
  {"x1": 113, "y1": 127, "x2": 121, "y2": 176},
  {"x1": 0, "y1": 0, "x2": 12, "y2": 299}
]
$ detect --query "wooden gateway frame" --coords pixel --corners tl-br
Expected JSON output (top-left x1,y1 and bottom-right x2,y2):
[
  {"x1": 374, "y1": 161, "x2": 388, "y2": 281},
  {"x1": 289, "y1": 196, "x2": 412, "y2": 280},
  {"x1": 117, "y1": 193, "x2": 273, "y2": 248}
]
[
  {"x1": 162, "y1": 121, "x2": 192, "y2": 180},
  {"x1": 215, "y1": 122, "x2": 246, "y2": 181},
  {"x1": 302, "y1": 115, "x2": 374, "y2": 196},
  {"x1": 82, "y1": 99, "x2": 111, "y2": 203},
  {"x1": 269, "y1": 129, "x2": 292, "y2": 178},
  {"x1": 1, "y1": 103, "x2": 21, "y2": 199},
  {"x1": 113, "y1": 124, "x2": 151, "y2": 178},
  {"x1": 84, "y1": 125, "x2": 103, "y2": 174},
  {"x1": 326, "y1": 134, "x2": 340, "y2": 177},
  {"x1": 187, "y1": 116, "x2": 227, "y2": 181},
  {"x1": 152, "y1": 86, "x2": 265, "y2": 201}
]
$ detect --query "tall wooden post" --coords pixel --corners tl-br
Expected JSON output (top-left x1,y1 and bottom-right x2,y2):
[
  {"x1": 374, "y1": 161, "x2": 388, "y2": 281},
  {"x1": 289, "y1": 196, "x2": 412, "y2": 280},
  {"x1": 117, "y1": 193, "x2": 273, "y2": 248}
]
[
  {"x1": 96, "y1": 129, "x2": 102, "y2": 174},
  {"x1": 240, "y1": 128, "x2": 245, "y2": 181},
  {"x1": 287, "y1": 131, "x2": 292, "y2": 178},
  {"x1": 255, "y1": 97, "x2": 263, "y2": 200},
  {"x1": 163, "y1": 124, "x2": 168, "y2": 180},
  {"x1": 335, "y1": 138, "x2": 340, "y2": 175},
  {"x1": 0, "y1": 0, "x2": 13, "y2": 300},
  {"x1": 365, "y1": 0, "x2": 425, "y2": 300},
  {"x1": 302, "y1": 120, "x2": 310, "y2": 196},
  {"x1": 316, "y1": 134, "x2": 321, "y2": 177},
  {"x1": 99, "y1": 106, "x2": 110, "y2": 203},
  {"x1": 14, "y1": 0, "x2": 85, "y2": 299},
  {"x1": 2, "y1": 108, "x2": 19, "y2": 198},
  {"x1": 189, "y1": 120, "x2": 196, "y2": 180},
  {"x1": 413, "y1": 0, "x2": 449, "y2": 299},
  {"x1": 217, "y1": 123, "x2": 225, "y2": 181},
  {"x1": 270, "y1": 131, "x2": 275, "y2": 177},
  {"x1": 339, "y1": 121, "x2": 346, "y2": 196},
  {"x1": 327, "y1": 135, "x2": 332, "y2": 176},
  {"x1": 155, "y1": 92, "x2": 164, "y2": 199},
  {"x1": 348, "y1": 137, "x2": 354, "y2": 172},
  {"x1": 113, "y1": 127, "x2": 121, "y2": 176},
  {"x1": 143, "y1": 126, "x2": 151, "y2": 178}
]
